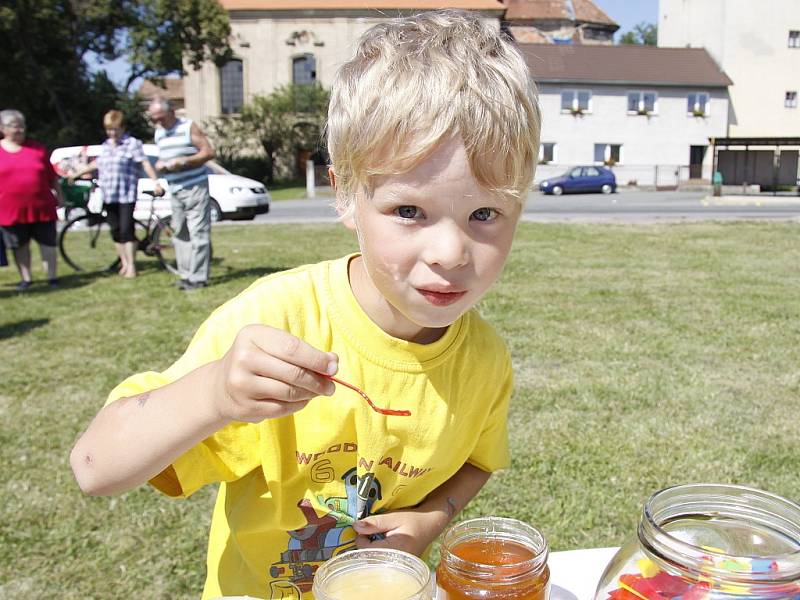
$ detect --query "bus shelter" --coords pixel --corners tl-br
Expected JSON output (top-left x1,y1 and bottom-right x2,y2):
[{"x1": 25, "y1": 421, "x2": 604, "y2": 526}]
[{"x1": 709, "y1": 137, "x2": 800, "y2": 193}]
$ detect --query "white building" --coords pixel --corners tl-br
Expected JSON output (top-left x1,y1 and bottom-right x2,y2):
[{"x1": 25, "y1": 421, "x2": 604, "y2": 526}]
[
  {"x1": 523, "y1": 44, "x2": 731, "y2": 186},
  {"x1": 658, "y1": 0, "x2": 800, "y2": 138}
]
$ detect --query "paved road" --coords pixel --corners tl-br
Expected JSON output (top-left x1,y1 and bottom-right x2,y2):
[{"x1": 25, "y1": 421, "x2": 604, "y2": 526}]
[{"x1": 248, "y1": 189, "x2": 800, "y2": 225}]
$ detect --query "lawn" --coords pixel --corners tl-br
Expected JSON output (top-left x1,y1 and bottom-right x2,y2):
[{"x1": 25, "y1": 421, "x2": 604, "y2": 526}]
[{"x1": 1, "y1": 221, "x2": 799, "y2": 598}]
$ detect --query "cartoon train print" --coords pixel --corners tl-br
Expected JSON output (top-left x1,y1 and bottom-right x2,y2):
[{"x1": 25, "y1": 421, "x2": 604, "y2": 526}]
[{"x1": 267, "y1": 467, "x2": 383, "y2": 597}]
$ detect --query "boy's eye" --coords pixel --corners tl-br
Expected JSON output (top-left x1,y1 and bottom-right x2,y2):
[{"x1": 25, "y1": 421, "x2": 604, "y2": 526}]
[
  {"x1": 395, "y1": 206, "x2": 420, "y2": 219},
  {"x1": 471, "y1": 207, "x2": 496, "y2": 222}
]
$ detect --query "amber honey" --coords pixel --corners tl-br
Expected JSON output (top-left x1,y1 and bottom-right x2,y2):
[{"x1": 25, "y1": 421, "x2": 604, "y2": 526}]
[{"x1": 436, "y1": 517, "x2": 550, "y2": 600}]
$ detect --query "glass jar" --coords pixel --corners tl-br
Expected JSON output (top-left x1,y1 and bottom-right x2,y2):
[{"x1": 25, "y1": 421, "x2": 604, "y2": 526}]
[
  {"x1": 436, "y1": 516, "x2": 550, "y2": 599},
  {"x1": 312, "y1": 548, "x2": 434, "y2": 600},
  {"x1": 595, "y1": 483, "x2": 800, "y2": 599}
]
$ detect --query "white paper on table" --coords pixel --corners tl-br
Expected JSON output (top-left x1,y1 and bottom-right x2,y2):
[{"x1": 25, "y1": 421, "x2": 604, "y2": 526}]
[{"x1": 548, "y1": 546, "x2": 619, "y2": 600}]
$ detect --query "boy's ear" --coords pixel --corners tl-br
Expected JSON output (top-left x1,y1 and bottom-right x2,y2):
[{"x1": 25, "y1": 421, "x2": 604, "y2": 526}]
[
  {"x1": 340, "y1": 214, "x2": 356, "y2": 230},
  {"x1": 329, "y1": 167, "x2": 357, "y2": 229}
]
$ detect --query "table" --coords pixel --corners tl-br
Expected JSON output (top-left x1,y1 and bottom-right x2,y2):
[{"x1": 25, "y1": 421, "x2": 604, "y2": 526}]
[
  {"x1": 549, "y1": 546, "x2": 619, "y2": 600},
  {"x1": 219, "y1": 546, "x2": 620, "y2": 599}
]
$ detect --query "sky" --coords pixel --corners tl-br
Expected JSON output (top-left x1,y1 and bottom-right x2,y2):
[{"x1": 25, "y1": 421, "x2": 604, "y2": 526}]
[
  {"x1": 89, "y1": 0, "x2": 661, "y2": 88},
  {"x1": 593, "y1": 0, "x2": 659, "y2": 40}
]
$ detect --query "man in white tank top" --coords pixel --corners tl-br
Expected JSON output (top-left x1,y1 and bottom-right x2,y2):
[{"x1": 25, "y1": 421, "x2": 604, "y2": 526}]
[{"x1": 148, "y1": 98, "x2": 216, "y2": 290}]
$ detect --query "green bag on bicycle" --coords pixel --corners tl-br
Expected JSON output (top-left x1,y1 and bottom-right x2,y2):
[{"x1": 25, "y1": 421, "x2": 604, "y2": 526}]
[{"x1": 60, "y1": 177, "x2": 92, "y2": 208}]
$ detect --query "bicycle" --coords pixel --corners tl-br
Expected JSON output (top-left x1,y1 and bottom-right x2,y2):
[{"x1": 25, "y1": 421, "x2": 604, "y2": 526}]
[{"x1": 58, "y1": 179, "x2": 178, "y2": 275}]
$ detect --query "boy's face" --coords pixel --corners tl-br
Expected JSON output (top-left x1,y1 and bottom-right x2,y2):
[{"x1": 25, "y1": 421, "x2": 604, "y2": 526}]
[{"x1": 344, "y1": 137, "x2": 522, "y2": 344}]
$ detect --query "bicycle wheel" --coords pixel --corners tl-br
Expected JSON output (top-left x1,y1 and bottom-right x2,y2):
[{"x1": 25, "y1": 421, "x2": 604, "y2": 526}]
[
  {"x1": 150, "y1": 217, "x2": 179, "y2": 275},
  {"x1": 58, "y1": 213, "x2": 119, "y2": 273}
]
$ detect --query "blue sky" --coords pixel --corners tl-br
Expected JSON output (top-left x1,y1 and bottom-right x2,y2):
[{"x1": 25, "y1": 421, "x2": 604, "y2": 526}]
[
  {"x1": 593, "y1": 0, "x2": 659, "y2": 39},
  {"x1": 90, "y1": 0, "x2": 660, "y2": 88}
]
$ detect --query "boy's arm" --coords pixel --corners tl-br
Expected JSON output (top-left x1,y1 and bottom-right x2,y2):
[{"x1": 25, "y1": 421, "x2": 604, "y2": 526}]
[
  {"x1": 70, "y1": 361, "x2": 225, "y2": 497},
  {"x1": 352, "y1": 462, "x2": 492, "y2": 556},
  {"x1": 70, "y1": 325, "x2": 339, "y2": 497}
]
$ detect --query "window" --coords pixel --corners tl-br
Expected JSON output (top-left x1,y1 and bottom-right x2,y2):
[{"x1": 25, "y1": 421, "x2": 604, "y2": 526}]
[
  {"x1": 584, "y1": 167, "x2": 601, "y2": 177},
  {"x1": 627, "y1": 91, "x2": 657, "y2": 114},
  {"x1": 687, "y1": 92, "x2": 710, "y2": 116},
  {"x1": 787, "y1": 91, "x2": 798, "y2": 108},
  {"x1": 293, "y1": 54, "x2": 317, "y2": 85},
  {"x1": 539, "y1": 142, "x2": 555, "y2": 164},
  {"x1": 219, "y1": 59, "x2": 244, "y2": 114},
  {"x1": 789, "y1": 30, "x2": 800, "y2": 48},
  {"x1": 594, "y1": 143, "x2": 622, "y2": 165},
  {"x1": 561, "y1": 90, "x2": 592, "y2": 113}
]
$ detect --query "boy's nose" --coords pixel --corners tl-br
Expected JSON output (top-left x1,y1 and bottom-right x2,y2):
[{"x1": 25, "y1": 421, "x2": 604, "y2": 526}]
[{"x1": 422, "y1": 221, "x2": 469, "y2": 270}]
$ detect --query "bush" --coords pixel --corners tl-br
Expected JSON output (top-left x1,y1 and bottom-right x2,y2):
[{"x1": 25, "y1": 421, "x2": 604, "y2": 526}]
[{"x1": 216, "y1": 155, "x2": 270, "y2": 185}]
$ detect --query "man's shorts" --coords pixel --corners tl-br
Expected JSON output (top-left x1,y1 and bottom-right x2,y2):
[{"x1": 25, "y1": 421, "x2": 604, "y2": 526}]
[{"x1": 0, "y1": 221, "x2": 58, "y2": 249}]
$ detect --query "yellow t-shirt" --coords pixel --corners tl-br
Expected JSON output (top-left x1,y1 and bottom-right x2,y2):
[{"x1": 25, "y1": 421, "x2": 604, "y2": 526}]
[{"x1": 107, "y1": 254, "x2": 513, "y2": 600}]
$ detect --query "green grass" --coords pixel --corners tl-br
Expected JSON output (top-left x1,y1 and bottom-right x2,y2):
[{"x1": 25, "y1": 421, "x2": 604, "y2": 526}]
[
  {"x1": 2, "y1": 221, "x2": 799, "y2": 598},
  {"x1": 267, "y1": 181, "x2": 334, "y2": 201}
]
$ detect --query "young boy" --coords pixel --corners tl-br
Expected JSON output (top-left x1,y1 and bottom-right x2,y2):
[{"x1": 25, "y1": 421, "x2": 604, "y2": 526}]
[{"x1": 71, "y1": 9, "x2": 540, "y2": 599}]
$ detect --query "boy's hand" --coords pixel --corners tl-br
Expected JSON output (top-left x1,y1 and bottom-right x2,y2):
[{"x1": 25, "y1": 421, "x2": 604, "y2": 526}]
[
  {"x1": 212, "y1": 324, "x2": 338, "y2": 423},
  {"x1": 352, "y1": 508, "x2": 448, "y2": 557}
]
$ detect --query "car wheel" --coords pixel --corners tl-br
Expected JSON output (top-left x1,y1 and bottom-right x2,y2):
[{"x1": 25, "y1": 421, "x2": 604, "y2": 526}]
[
  {"x1": 209, "y1": 198, "x2": 222, "y2": 222},
  {"x1": 601, "y1": 184, "x2": 613, "y2": 194},
  {"x1": 552, "y1": 185, "x2": 564, "y2": 196}
]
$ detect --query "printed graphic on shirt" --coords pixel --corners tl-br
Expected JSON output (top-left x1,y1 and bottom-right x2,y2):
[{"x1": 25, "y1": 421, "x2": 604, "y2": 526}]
[{"x1": 267, "y1": 467, "x2": 386, "y2": 598}]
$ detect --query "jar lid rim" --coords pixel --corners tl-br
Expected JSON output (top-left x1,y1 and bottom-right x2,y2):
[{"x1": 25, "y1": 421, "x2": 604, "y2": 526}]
[
  {"x1": 639, "y1": 483, "x2": 800, "y2": 582},
  {"x1": 439, "y1": 516, "x2": 549, "y2": 576}
]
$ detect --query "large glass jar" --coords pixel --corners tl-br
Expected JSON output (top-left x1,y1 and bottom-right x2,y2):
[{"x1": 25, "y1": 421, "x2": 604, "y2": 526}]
[
  {"x1": 312, "y1": 548, "x2": 434, "y2": 600},
  {"x1": 436, "y1": 516, "x2": 550, "y2": 599},
  {"x1": 594, "y1": 483, "x2": 800, "y2": 599}
]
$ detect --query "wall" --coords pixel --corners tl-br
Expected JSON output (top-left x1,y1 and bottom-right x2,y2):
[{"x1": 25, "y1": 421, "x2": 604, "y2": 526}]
[
  {"x1": 535, "y1": 83, "x2": 728, "y2": 185},
  {"x1": 184, "y1": 12, "x2": 500, "y2": 124},
  {"x1": 659, "y1": 0, "x2": 800, "y2": 137}
]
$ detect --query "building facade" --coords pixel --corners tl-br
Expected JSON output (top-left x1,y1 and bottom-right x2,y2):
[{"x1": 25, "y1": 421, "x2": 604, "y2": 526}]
[
  {"x1": 658, "y1": 0, "x2": 800, "y2": 137},
  {"x1": 183, "y1": 0, "x2": 505, "y2": 123},
  {"x1": 525, "y1": 44, "x2": 731, "y2": 186}
]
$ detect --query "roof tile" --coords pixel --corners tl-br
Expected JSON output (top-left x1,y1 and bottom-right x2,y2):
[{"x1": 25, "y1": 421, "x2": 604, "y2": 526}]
[
  {"x1": 221, "y1": 0, "x2": 503, "y2": 10},
  {"x1": 505, "y1": 0, "x2": 616, "y2": 25},
  {"x1": 522, "y1": 44, "x2": 733, "y2": 87}
]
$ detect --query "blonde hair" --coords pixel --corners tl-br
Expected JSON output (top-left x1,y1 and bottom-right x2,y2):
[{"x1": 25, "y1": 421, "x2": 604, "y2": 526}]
[
  {"x1": 327, "y1": 9, "x2": 541, "y2": 215},
  {"x1": 103, "y1": 110, "x2": 124, "y2": 129}
]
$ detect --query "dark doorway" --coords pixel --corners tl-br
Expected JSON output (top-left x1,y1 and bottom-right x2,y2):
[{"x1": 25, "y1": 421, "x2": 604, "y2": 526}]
[{"x1": 689, "y1": 145, "x2": 707, "y2": 179}]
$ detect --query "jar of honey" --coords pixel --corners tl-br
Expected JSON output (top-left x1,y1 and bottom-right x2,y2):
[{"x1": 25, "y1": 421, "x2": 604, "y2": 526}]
[
  {"x1": 435, "y1": 516, "x2": 550, "y2": 599},
  {"x1": 312, "y1": 548, "x2": 434, "y2": 600},
  {"x1": 594, "y1": 483, "x2": 800, "y2": 599}
]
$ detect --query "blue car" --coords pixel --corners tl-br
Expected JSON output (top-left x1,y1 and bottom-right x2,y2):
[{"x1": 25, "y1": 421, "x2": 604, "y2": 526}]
[{"x1": 539, "y1": 166, "x2": 616, "y2": 195}]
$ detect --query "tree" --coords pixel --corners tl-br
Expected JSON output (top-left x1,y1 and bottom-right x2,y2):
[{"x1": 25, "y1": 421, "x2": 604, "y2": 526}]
[
  {"x1": 123, "y1": 0, "x2": 233, "y2": 91},
  {"x1": 207, "y1": 84, "x2": 331, "y2": 184},
  {"x1": 0, "y1": 0, "x2": 231, "y2": 147},
  {"x1": 619, "y1": 22, "x2": 657, "y2": 46}
]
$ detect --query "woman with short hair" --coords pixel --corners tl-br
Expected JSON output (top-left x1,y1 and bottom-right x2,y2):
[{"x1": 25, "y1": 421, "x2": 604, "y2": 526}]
[
  {"x1": 0, "y1": 109, "x2": 64, "y2": 291},
  {"x1": 70, "y1": 109, "x2": 163, "y2": 278}
]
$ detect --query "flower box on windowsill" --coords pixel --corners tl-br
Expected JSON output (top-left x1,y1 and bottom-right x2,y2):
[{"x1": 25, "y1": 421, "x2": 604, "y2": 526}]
[
  {"x1": 570, "y1": 107, "x2": 584, "y2": 116},
  {"x1": 692, "y1": 109, "x2": 707, "y2": 117},
  {"x1": 636, "y1": 108, "x2": 651, "y2": 116},
  {"x1": 603, "y1": 159, "x2": 617, "y2": 167}
]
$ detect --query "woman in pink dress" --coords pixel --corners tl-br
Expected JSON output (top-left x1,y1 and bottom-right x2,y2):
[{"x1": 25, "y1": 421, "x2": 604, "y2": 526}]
[{"x1": 0, "y1": 109, "x2": 64, "y2": 291}]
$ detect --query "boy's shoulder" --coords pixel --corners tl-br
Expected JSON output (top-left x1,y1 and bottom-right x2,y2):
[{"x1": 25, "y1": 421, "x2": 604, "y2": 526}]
[
  {"x1": 460, "y1": 308, "x2": 512, "y2": 365},
  {"x1": 210, "y1": 254, "x2": 350, "y2": 320}
]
